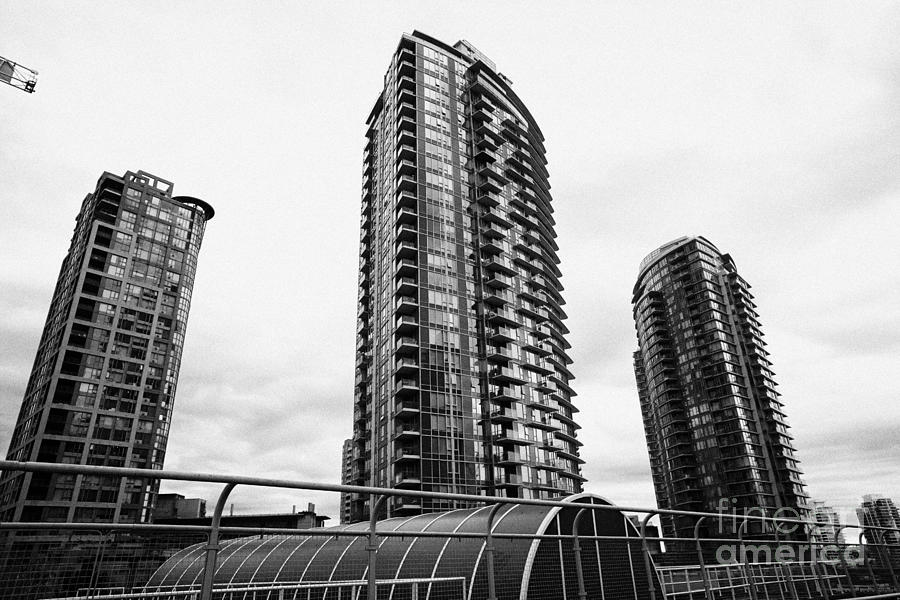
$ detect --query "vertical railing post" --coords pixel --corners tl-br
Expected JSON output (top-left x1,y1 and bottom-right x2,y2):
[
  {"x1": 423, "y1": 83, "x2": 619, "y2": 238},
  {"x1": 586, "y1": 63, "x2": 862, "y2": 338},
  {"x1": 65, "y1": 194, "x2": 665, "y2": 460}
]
[
  {"x1": 772, "y1": 518, "x2": 795, "y2": 600},
  {"x1": 693, "y1": 517, "x2": 714, "y2": 598},
  {"x1": 738, "y1": 519, "x2": 760, "y2": 600},
  {"x1": 485, "y1": 502, "x2": 505, "y2": 600},
  {"x1": 835, "y1": 524, "x2": 857, "y2": 597},
  {"x1": 86, "y1": 529, "x2": 105, "y2": 596},
  {"x1": 572, "y1": 507, "x2": 589, "y2": 600},
  {"x1": 367, "y1": 494, "x2": 387, "y2": 600},
  {"x1": 876, "y1": 530, "x2": 900, "y2": 591},
  {"x1": 640, "y1": 512, "x2": 659, "y2": 600},
  {"x1": 200, "y1": 482, "x2": 236, "y2": 600},
  {"x1": 807, "y1": 524, "x2": 830, "y2": 600}
]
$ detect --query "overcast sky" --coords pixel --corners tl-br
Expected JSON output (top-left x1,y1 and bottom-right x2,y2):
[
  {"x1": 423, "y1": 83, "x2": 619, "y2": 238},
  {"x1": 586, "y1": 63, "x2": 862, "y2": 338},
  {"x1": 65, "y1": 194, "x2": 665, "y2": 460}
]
[{"x1": 1, "y1": 2, "x2": 897, "y2": 528}]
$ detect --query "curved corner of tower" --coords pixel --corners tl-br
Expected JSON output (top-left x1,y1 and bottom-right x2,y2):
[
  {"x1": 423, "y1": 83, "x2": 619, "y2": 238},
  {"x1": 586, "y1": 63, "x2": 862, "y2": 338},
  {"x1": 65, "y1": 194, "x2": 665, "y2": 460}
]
[{"x1": 173, "y1": 195, "x2": 215, "y2": 221}]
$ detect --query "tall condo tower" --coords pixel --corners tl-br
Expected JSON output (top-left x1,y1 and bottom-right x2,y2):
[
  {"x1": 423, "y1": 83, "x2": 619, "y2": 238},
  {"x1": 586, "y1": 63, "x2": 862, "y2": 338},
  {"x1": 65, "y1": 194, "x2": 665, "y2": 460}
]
[
  {"x1": 0, "y1": 170, "x2": 213, "y2": 524},
  {"x1": 858, "y1": 494, "x2": 900, "y2": 564},
  {"x1": 349, "y1": 32, "x2": 583, "y2": 521},
  {"x1": 632, "y1": 236, "x2": 808, "y2": 537}
]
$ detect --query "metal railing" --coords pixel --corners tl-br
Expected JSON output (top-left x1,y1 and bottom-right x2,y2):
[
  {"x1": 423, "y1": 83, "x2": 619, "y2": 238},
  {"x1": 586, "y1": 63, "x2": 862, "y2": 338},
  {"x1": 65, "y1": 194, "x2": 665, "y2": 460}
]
[{"x1": 0, "y1": 461, "x2": 897, "y2": 600}]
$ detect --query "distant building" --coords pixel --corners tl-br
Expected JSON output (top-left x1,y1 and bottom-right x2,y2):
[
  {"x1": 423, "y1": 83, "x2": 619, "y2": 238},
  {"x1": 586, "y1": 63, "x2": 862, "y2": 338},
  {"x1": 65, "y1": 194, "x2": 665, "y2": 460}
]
[
  {"x1": 632, "y1": 236, "x2": 809, "y2": 538},
  {"x1": 340, "y1": 438, "x2": 353, "y2": 524},
  {"x1": 857, "y1": 494, "x2": 900, "y2": 565},
  {"x1": 153, "y1": 493, "x2": 206, "y2": 520},
  {"x1": 154, "y1": 502, "x2": 328, "y2": 529},
  {"x1": 349, "y1": 30, "x2": 583, "y2": 523},
  {"x1": 0, "y1": 170, "x2": 213, "y2": 524},
  {"x1": 812, "y1": 501, "x2": 845, "y2": 558}
]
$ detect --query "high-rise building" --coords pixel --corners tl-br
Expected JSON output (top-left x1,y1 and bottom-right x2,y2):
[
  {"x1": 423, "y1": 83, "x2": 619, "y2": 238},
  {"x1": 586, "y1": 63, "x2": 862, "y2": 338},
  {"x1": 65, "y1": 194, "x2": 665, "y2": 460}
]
[
  {"x1": 632, "y1": 236, "x2": 808, "y2": 537},
  {"x1": 0, "y1": 170, "x2": 213, "y2": 524},
  {"x1": 339, "y1": 438, "x2": 353, "y2": 524},
  {"x1": 349, "y1": 31, "x2": 583, "y2": 521},
  {"x1": 812, "y1": 500, "x2": 845, "y2": 558},
  {"x1": 857, "y1": 494, "x2": 900, "y2": 564}
]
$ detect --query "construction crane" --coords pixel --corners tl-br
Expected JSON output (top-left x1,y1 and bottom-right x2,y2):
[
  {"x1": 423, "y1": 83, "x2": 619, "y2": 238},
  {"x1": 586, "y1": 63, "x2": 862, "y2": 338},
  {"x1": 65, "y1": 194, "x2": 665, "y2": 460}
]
[{"x1": 0, "y1": 55, "x2": 38, "y2": 93}]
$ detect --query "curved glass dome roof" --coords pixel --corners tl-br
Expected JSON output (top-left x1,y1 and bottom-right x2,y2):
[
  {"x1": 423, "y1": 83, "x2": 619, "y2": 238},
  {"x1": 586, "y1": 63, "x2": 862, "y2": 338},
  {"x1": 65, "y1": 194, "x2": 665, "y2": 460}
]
[{"x1": 145, "y1": 493, "x2": 659, "y2": 600}]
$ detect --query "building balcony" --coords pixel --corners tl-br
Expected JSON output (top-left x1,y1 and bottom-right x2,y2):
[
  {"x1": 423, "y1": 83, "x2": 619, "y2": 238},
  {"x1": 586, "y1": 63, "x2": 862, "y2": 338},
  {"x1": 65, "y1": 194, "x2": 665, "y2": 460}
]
[
  {"x1": 494, "y1": 429, "x2": 534, "y2": 446},
  {"x1": 396, "y1": 241, "x2": 417, "y2": 260},
  {"x1": 479, "y1": 237, "x2": 506, "y2": 256},
  {"x1": 395, "y1": 379, "x2": 420, "y2": 397},
  {"x1": 474, "y1": 123, "x2": 505, "y2": 145},
  {"x1": 394, "y1": 472, "x2": 421, "y2": 488},
  {"x1": 554, "y1": 428, "x2": 581, "y2": 445},
  {"x1": 484, "y1": 271, "x2": 512, "y2": 289},
  {"x1": 397, "y1": 87, "x2": 415, "y2": 108},
  {"x1": 475, "y1": 190, "x2": 501, "y2": 208},
  {"x1": 476, "y1": 174, "x2": 503, "y2": 195},
  {"x1": 480, "y1": 206, "x2": 513, "y2": 229},
  {"x1": 395, "y1": 336, "x2": 418, "y2": 356},
  {"x1": 397, "y1": 174, "x2": 417, "y2": 194},
  {"x1": 481, "y1": 222, "x2": 507, "y2": 239},
  {"x1": 397, "y1": 158, "x2": 416, "y2": 178},
  {"x1": 477, "y1": 162, "x2": 509, "y2": 185},
  {"x1": 493, "y1": 451, "x2": 526, "y2": 466},
  {"x1": 395, "y1": 357, "x2": 418, "y2": 376},
  {"x1": 482, "y1": 256, "x2": 516, "y2": 276},
  {"x1": 490, "y1": 366, "x2": 527, "y2": 385},
  {"x1": 396, "y1": 57, "x2": 415, "y2": 79},
  {"x1": 397, "y1": 190, "x2": 417, "y2": 209},
  {"x1": 521, "y1": 358, "x2": 553, "y2": 376},
  {"x1": 483, "y1": 288, "x2": 513, "y2": 307},
  {"x1": 390, "y1": 496, "x2": 423, "y2": 513},
  {"x1": 393, "y1": 423, "x2": 420, "y2": 440},
  {"x1": 487, "y1": 345, "x2": 515, "y2": 363},
  {"x1": 489, "y1": 406, "x2": 524, "y2": 423},
  {"x1": 473, "y1": 146, "x2": 499, "y2": 164},
  {"x1": 394, "y1": 447, "x2": 420, "y2": 462},
  {"x1": 473, "y1": 92, "x2": 496, "y2": 112},
  {"x1": 397, "y1": 115, "x2": 416, "y2": 133},
  {"x1": 491, "y1": 388, "x2": 526, "y2": 404},
  {"x1": 397, "y1": 75, "x2": 416, "y2": 93},
  {"x1": 396, "y1": 223, "x2": 417, "y2": 242},
  {"x1": 471, "y1": 106, "x2": 493, "y2": 124},
  {"x1": 396, "y1": 206, "x2": 417, "y2": 226},
  {"x1": 486, "y1": 308, "x2": 520, "y2": 327},
  {"x1": 395, "y1": 295, "x2": 418, "y2": 315},
  {"x1": 517, "y1": 302, "x2": 546, "y2": 322},
  {"x1": 395, "y1": 276, "x2": 417, "y2": 296},
  {"x1": 474, "y1": 132, "x2": 500, "y2": 152},
  {"x1": 532, "y1": 323, "x2": 552, "y2": 339},
  {"x1": 488, "y1": 326, "x2": 516, "y2": 344},
  {"x1": 397, "y1": 99, "x2": 416, "y2": 120},
  {"x1": 395, "y1": 315, "x2": 418, "y2": 334},
  {"x1": 496, "y1": 474, "x2": 523, "y2": 488},
  {"x1": 522, "y1": 339, "x2": 551, "y2": 357},
  {"x1": 396, "y1": 143, "x2": 417, "y2": 164},
  {"x1": 395, "y1": 258, "x2": 416, "y2": 278},
  {"x1": 534, "y1": 378, "x2": 553, "y2": 392},
  {"x1": 525, "y1": 413, "x2": 557, "y2": 431},
  {"x1": 397, "y1": 128, "x2": 416, "y2": 148}
]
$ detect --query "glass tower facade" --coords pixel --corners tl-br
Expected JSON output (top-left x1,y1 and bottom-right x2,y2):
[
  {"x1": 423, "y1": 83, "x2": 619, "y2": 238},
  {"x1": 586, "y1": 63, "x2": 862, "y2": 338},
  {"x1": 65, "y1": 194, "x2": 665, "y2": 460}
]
[
  {"x1": 0, "y1": 170, "x2": 213, "y2": 524},
  {"x1": 349, "y1": 32, "x2": 583, "y2": 522},
  {"x1": 632, "y1": 236, "x2": 808, "y2": 537}
]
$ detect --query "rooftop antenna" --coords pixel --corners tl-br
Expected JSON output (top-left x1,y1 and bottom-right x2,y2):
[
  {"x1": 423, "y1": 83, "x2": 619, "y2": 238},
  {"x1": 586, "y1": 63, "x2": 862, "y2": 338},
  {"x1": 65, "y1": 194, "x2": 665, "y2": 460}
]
[{"x1": 0, "y1": 55, "x2": 38, "y2": 93}]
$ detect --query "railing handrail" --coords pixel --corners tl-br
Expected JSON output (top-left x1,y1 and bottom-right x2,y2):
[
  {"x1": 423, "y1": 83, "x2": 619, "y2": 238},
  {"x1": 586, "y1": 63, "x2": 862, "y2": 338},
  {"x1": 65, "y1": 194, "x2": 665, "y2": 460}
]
[
  {"x1": 2, "y1": 460, "x2": 898, "y2": 533},
  {"x1": 41, "y1": 576, "x2": 467, "y2": 600}
]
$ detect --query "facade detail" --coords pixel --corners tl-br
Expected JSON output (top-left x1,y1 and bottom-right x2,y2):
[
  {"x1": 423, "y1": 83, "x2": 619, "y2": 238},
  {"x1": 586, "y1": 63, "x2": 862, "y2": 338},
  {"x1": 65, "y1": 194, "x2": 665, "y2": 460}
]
[
  {"x1": 349, "y1": 32, "x2": 583, "y2": 521},
  {"x1": 632, "y1": 236, "x2": 808, "y2": 537},
  {"x1": 0, "y1": 170, "x2": 213, "y2": 523}
]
